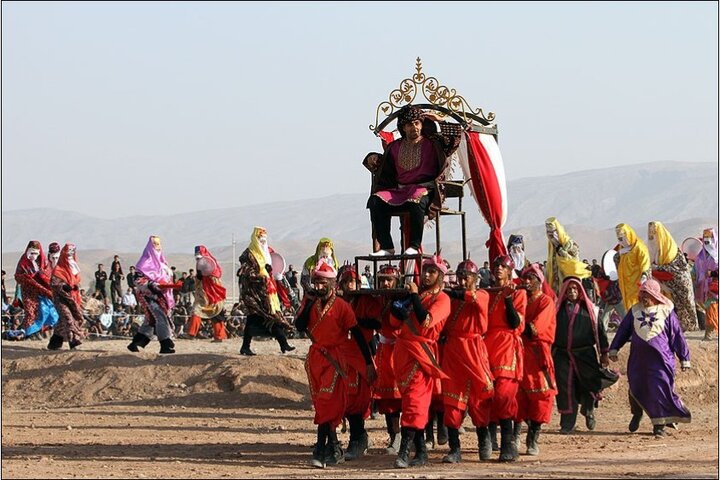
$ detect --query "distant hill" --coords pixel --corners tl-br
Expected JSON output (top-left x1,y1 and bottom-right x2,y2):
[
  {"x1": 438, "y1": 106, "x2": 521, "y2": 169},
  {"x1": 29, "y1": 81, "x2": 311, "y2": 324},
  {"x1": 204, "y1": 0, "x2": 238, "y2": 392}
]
[{"x1": 3, "y1": 161, "x2": 717, "y2": 293}]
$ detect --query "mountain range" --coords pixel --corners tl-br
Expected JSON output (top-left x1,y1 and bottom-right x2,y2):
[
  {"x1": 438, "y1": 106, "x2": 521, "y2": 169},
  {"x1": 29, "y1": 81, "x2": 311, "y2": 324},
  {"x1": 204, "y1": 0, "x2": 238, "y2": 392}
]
[{"x1": 3, "y1": 161, "x2": 717, "y2": 293}]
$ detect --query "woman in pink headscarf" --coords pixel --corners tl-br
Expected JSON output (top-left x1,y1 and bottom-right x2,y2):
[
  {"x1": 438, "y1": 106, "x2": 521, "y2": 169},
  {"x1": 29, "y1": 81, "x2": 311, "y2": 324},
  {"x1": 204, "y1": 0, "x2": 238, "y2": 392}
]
[
  {"x1": 127, "y1": 236, "x2": 181, "y2": 354},
  {"x1": 609, "y1": 279, "x2": 691, "y2": 437}
]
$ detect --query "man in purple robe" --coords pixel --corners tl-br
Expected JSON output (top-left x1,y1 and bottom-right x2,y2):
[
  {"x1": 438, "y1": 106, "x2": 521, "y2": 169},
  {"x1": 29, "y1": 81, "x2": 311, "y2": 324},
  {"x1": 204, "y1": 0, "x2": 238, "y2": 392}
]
[
  {"x1": 363, "y1": 105, "x2": 462, "y2": 256},
  {"x1": 609, "y1": 279, "x2": 691, "y2": 438}
]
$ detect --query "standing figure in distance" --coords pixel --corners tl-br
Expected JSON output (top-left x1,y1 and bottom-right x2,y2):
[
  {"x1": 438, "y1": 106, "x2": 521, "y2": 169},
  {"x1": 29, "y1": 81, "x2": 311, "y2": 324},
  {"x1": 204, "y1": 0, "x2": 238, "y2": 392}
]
[
  {"x1": 553, "y1": 277, "x2": 610, "y2": 434},
  {"x1": 127, "y1": 236, "x2": 181, "y2": 354},
  {"x1": 47, "y1": 244, "x2": 86, "y2": 350},
  {"x1": 647, "y1": 221, "x2": 698, "y2": 331},
  {"x1": 615, "y1": 223, "x2": 651, "y2": 312},
  {"x1": 609, "y1": 279, "x2": 692, "y2": 437},
  {"x1": 237, "y1": 227, "x2": 295, "y2": 355},
  {"x1": 13, "y1": 240, "x2": 58, "y2": 340},
  {"x1": 189, "y1": 245, "x2": 228, "y2": 342}
]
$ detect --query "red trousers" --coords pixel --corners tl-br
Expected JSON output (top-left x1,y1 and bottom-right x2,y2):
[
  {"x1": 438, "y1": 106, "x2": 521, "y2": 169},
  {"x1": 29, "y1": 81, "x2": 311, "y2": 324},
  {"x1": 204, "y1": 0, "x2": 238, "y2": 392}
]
[
  {"x1": 516, "y1": 389, "x2": 554, "y2": 424},
  {"x1": 490, "y1": 377, "x2": 519, "y2": 422},
  {"x1": 376, "y1": 398, "x2": 402, "y2": 415},
  {"x1": 444, "y1": 397, "x2": 492, "y2": 429},
  {"x1": 399, "y1": 368, "x2": 434, "y2": 429},
  {"x1": 346, "y1": 371, "x2": 372, "y2": 418},
  {"x1": 187, "y1": 315, "x2": 202, "y2": 336},
  {"x1": 212, "y1": 321, "x2": 227, "y2": 340}
]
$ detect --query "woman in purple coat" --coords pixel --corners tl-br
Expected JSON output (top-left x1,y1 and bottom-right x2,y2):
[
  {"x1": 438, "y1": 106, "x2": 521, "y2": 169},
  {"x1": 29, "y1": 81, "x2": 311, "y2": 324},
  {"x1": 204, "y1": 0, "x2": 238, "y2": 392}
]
[{"x1": 608, "y1": 279, "x2": 691, "y2": 438}]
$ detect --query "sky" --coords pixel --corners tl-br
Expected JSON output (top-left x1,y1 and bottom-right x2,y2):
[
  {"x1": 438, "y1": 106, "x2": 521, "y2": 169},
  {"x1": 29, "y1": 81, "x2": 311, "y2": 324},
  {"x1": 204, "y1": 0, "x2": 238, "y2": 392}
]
[{"x1": 2, "y1": 1, "x2": 717, "y2": 218}]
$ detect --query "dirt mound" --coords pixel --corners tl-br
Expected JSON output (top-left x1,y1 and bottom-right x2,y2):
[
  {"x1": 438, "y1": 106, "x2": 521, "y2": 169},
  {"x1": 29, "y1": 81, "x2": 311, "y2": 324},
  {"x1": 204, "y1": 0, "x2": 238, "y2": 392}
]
[{"x1": 2, "y1": 343, "x2": 311, "y2": 410}]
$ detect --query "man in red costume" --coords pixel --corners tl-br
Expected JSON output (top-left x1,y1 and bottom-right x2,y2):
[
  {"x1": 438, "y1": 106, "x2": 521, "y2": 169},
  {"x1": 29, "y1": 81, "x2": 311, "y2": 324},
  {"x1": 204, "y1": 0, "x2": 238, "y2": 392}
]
[
  {"x1": 295, "y1": 260, "x2": 375, "y2": 469},
  {"x1": 439, "y1": 258, "x2": 494, "y2": 463},
  {"x1": 517, "y1": 263, "x2": 557, "y2": 456},
  {"x1": 388, "y1": 255, "x2": 451, "y2": 469},
  {"x1": 485, "y1": 254, "x2": 527, "y2": 462},
  {"x1": 371, "y1": 264, "x2": 404, "y2": 454},
  {"x1": 186, "y1": 246, "x2": 228, "y2": 342},
  {"x1": 336, "y1": 265, "x2": 382, "y2": 460}
]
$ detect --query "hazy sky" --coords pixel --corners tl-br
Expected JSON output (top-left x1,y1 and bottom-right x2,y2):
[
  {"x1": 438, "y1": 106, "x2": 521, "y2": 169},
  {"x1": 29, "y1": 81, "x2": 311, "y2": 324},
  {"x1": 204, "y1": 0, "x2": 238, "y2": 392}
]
[{"x1": 2, "y1": 2, "x2": 717, "y2": 218}]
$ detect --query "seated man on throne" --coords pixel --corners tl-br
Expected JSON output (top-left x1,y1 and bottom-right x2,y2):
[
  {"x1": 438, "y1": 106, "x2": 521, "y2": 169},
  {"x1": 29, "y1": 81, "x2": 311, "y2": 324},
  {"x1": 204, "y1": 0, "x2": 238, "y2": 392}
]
[{"x1": 363, "y1": 105, "x2": 463, "y2": 256}]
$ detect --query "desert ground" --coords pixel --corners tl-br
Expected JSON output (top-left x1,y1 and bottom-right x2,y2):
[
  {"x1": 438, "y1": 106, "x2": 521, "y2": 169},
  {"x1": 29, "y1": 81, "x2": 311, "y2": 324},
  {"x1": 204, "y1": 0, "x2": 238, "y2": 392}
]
[{"x1": 2, "y1": 332, "x2": 718, "y2": 479}]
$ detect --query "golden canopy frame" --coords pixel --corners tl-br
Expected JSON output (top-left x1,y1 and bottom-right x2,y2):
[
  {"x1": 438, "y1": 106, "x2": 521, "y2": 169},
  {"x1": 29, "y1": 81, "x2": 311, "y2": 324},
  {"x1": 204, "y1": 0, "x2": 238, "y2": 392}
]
[{"x1": 370, "y1": 57, "x2": 498, "y2": 137}]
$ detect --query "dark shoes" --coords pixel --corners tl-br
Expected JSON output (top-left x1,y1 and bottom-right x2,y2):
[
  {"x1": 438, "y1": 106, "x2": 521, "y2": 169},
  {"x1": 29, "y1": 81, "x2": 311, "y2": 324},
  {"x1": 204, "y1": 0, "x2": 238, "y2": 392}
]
[
  {"x1": 441, "y1": 428, "x2": 462, "y2": 463},
  {"x1": 239, "y1": 347, "x2": 257, "y2": 356},
  {"x1": 344, "y1": 432, "x2": 368, "y2": 461},
  {"x1": 498, "y1": 419, "x2": 517, "y2": 462},
  {"x1": 476, "y1": 426, "x2": 493, "y2": 461},
  {"x1": 324, "y1": 441, "x2": 345, "y2": 466},
  {"x1": 159, "y1": 338, "x2": 175, "y2": 354},
  {"x1": 653, "y1": 425, "x2": 665, "y2": 437},
  {"x1": 585, "y1": 413, "x2": 596, "y2": 431},
  {"x1": 629, "y1": 413, "x2": 643, "y2": 433},
  {"x1": 394, "y1": 427, "x2": 415, "y2": 469},
  {"x1": 127, "y1": 333, "x2": 151, "y2": 352},
  {"x1": 281, "y1": 343, "x2": 296, "y2": 354},
  {"x1": 69, "y1": 339, "x2": 82, "y2": 350},
  {"x1": 47, "y1": 334, "x2": 64, "y2": 350}
]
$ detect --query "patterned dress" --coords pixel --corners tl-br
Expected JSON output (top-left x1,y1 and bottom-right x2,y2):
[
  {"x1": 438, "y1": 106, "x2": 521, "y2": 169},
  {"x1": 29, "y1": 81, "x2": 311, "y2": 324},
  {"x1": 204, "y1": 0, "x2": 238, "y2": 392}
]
[
  {"x1": 654, "y1": 250, "x2": 698, "y2": 331},
  {"x1": 51, "y1": 276, "x2": 86, "y2": 344}
]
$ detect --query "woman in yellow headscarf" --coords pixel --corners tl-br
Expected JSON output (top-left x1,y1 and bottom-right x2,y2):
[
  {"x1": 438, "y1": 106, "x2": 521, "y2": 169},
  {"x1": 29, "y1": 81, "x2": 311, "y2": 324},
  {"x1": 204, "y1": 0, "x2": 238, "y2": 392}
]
[
  {"x1": 647, "y1": 221, "x2": 698, "y2": 331},
  {"x1": 237, "y1": 226, "x2": 294, "y2": 355},
  {"x1": 545, "y1": 217, "x2": 591, "y2": 294},
  {"x1": 301, "y1": 238, "x2": 340, "y2": 293},
  {"x1": 615, "y1": 223, "x2": 651, "y2": 311}
]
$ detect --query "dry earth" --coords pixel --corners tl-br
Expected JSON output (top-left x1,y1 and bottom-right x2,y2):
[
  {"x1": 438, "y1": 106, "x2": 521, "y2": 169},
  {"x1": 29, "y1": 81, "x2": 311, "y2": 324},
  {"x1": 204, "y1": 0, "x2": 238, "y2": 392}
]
[{"x1": 2, "y1": 332, "x2": 718, "y2": 479}]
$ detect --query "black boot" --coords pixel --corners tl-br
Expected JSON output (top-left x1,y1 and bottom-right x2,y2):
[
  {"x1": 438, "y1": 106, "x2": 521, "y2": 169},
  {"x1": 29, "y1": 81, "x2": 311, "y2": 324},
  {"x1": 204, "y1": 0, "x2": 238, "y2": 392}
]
[
  {"x1": 312, "y1": 423, "x2": 329, "y2": 469},
  {"x1": 526, "y1": 421, "x2": 541, "y2": 456},
  {"x1": 69, "y1": 339, "x2": 82, "y2": 350},
  {"x1": 273, "y1": 324, "x2": 296, "y2": 353},
  {"x1": 499, "y1": 419, "x2": 516, "y2": 462},
  {"x1": 652, "y1": 424, "x2": 665, "y2": 437},
  {"x1": 424, "y1": 417, "x2": 435, "y2": 450},
  {"x1": 159, "y1": 338, "x2": 175, "y2": 354},
  {"x1": 410, "y1": 428, "x2": 428, "y2": 467},
  {"x1": 385, "y1": 413, "x2": 401, "y2": 454},
  {"x1": 394, "y1": 427, "x2": 415, "y2": 468},
  {"x1": 324, "y1": 428, "x2": 344, "y2": 466},
  {"x1": 488, "y1": 422, "x2": 499, "y2": 451},
  {"x1": 239, "y1": 328, "x2": 256, "y2": 356},
  {"x1": 436, "y1": 410, "x2": 448, "y2": 446},
  {"x1": 442, "y1": 427, "x2": 462, "y2": 463},
  {"x1": 512, "y1": 421, "x2": 522, "y2": 459},
  {"x1": 47, "y1": 334, "x2": 64, "y2": 350},
  {"x1": 344, "y1": 415, "x2": 368, "y2": 461},
  {"x1": 476, "y1": 426, "x2": 492, "y2": 461},
  {"x1": 629, "y1": 413, "x2": 643, "y2": 433},
  {"x1": 127, "y1": 333, "x2": 151, "y2": 352},
  {"x1": 560, "y1": 412, "x2": 577, "y2": 434}
]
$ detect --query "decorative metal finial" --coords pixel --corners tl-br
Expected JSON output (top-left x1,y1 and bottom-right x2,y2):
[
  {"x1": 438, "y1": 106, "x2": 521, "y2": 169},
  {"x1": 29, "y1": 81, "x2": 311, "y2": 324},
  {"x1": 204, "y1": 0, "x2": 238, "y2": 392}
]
[{"x1": 370, "y1": 57, "x2": 495, "y2": 132}]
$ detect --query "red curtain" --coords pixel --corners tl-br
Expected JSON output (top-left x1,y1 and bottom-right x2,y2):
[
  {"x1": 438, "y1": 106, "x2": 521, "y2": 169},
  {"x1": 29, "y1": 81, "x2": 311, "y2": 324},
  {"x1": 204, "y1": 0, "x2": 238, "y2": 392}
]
[{"x1": 465, "y1": 132, "x2": 507, "y2": 264}]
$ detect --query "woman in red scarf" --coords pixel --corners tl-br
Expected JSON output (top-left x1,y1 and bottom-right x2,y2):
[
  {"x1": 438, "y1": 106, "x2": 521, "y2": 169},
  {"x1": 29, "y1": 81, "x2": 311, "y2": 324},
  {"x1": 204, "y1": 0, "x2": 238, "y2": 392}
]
[{"x1": 47, "y1": 244, "x2": 86, "y2": 350}]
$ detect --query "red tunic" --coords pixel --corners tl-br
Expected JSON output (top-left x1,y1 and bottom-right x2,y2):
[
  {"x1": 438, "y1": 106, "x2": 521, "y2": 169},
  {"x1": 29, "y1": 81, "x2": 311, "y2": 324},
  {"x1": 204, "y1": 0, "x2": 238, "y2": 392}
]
[
  {"x1": 486, "y1": 289, "x2": 527, "y2": 381},
  {"x1": 389, "y1": 290, "x2": 451, "y2": 428},
  {"x1": 373, "y1": 300, "x2": 402, "y2": 406},
  {"x1": 521, "y1": 292, "x2": 557, "y2": 397},
  {"x1": 441, "y1": 289, "x2": 494, "y2": 411},
  {"x1": 304, "y1": 294, "x2": 357, "y2": 427},
  {"x1": 390, "y1": 291, "x2": 451, "y2": 385},
  {"x1": 341, "y1": 295, "x2": 382, "y2": 416}
]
